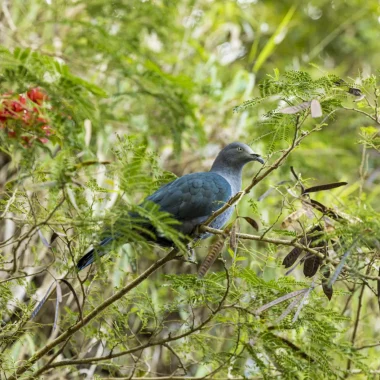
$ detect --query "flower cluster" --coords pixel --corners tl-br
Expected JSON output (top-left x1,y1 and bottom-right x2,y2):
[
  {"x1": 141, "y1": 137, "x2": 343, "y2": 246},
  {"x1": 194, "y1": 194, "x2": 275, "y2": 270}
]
[{"x1": 0, "y1": 88, "x2": 52, "y2": 146}]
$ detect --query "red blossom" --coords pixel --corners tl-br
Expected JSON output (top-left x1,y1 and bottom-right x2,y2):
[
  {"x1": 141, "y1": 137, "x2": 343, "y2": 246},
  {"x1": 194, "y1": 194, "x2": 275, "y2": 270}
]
[
  {"x1": 27, "y1": 88, "x2": 47, "y2": 105},
  {"x1": 1, "y1": 88, "x2": 53, "y2": 147}
]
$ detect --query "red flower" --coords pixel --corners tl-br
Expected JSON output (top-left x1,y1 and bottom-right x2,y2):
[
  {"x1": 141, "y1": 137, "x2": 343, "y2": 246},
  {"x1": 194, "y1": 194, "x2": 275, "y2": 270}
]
[
  {"x1": 21, "y1": 135, "x2": 33, "y2": 146},
  {"x1": 27, "y1": 88, "x2": 47, "y2": 105},
  {"x1": 41, "y1": 125, "x2": 52, "y2": 136}
]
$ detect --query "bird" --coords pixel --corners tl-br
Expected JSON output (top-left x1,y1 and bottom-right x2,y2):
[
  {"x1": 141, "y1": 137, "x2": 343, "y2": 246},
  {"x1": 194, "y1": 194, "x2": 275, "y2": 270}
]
[{"x1": 76, "y1": 142, "x2": 264, "y2": 270}]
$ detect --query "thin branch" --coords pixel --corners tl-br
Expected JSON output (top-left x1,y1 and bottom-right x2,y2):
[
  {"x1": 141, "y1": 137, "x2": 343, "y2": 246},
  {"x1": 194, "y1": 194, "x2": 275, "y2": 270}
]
[
  {"x1": 9, "y1": 248, "x2": 180, "y2": 380},
  {"x1": 201, "y1": 112, "x2": 331, "y2": 230},
  {"x1": 200, "y1": 225, "x2": 380, "y2": 281},
  {"x1": 25, "y1": 261, "x2": 231, "y2": 377}
]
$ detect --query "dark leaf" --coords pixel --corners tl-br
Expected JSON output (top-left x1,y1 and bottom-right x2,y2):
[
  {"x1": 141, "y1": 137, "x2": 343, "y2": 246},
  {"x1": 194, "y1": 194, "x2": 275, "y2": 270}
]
[
  {"x1": 50, "y1": 232, "x2": 58, "y2": 245},
  {"x1": 303, "y1": 255, "x2": 321, "y2": 277},
  {"x1": 307, "y1": 199, "x2": 341, "y2": 220},
  {"x1": 321, "y1": 264, "x2": 333, "y2": 300},
  {"x1": 241, "y1": 216, "x2": 259, "y2": 231},
  {"x1": 303, "y1": 182, "x2": 347, "y2": 194},
  {"x1": 348, "y1": 87, "x2": 362, "y2": 96},
  {"x1": 60, "y1": 278, "x2": 83, "y2": 323},
  {"x1": 198, "y1": 238, "x2": 225, "y2": 278},
  {"x1": 334, "y1": 79, "x2": 346, "y2": 86},
  {"x1": 283, "y1": 247, "x2": 303, "y2": 268},
  {"x1": 322, "y1": 281, "x2": 333, "y2": 300},
  {"x1": 320, "y1": 264, "x2": 331, "y2": 279}
]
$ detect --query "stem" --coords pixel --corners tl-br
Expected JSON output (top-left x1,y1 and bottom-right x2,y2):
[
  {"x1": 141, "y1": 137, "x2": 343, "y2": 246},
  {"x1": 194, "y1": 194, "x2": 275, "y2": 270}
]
[{"x1": 8, "y1": 248, "x2": 179, "y2": 380}]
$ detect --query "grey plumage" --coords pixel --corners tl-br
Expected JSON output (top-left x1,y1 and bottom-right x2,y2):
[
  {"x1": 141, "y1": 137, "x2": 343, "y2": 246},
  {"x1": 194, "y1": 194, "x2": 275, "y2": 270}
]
[{"x1": 76, "y1": 142, "x2": 263, "y2": 270}]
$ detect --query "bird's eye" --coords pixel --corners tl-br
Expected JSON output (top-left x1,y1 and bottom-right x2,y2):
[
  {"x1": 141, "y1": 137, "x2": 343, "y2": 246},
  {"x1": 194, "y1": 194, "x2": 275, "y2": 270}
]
[{"x1": 237, "y1": 147, "x2": 243, "y2": 152}]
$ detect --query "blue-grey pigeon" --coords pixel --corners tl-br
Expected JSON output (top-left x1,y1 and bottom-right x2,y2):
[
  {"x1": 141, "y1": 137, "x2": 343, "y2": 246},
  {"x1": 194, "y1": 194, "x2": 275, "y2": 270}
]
[{"x1": 76, "y1": 142, "x2": 263, "y2": 270}]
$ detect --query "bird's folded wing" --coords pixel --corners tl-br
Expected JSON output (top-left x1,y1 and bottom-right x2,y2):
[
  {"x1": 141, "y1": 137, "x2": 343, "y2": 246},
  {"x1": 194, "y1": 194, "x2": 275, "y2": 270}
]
[{"x1": 147, "y1": 172, "x2": 232, "y2": 222}]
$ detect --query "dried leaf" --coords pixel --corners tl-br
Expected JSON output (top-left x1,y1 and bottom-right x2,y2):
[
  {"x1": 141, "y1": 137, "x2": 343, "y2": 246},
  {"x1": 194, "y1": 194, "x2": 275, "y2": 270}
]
[
  {"x1": 275, "y1": 293, "x2": 304, "y2": 324},
  {"x1": 254, "y1": 289, "x2": 308, "y2": 315},
  {"x1": 241, "y1": 216, "x2": 259, "y2": 231},
  {"x1": 310, "y1": 99, "x2": 322, "y2": 118},
  {"x1": 303, "y1": 182, "x2": 347, "y2": 194},
  {"x1": 292, "y1": 285, "x2": 314, "y2": 322},
  {"x1": 56, "y1": 281, "x2": 62, "y2": 303},
  {"x1": 279, "y1": 101, "x2": 311, "y2": 114},
  {"x1": 38, "y1": 228, "x2": 51, "y2": 248},
  {"x1": 30, "y1": 281, "x2": 55, "y2": 320},
  {"x1": 198, "y1": 238, "x2": 225, "y2": 278},
  {"x1": 283, "y1": 247, "x2": 303, "y2": 268},
  {"x1": 328, "y1": 238, "x2": 359, "y2": 287},
  {"x1": 257, "y1": 180, "x2": 291, "y2": 201},
  {"x1": 354, "y1": 94, "x2": 366, "y2": 102},
  {"x1": 282, "y1": 209, "x2": 307, "y2": 228}
]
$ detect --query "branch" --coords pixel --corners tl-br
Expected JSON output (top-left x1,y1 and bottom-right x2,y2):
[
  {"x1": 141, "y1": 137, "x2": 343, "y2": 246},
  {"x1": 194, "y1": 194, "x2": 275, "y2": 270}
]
[
  {"x1": 9, "y1": 248, "x2": 180, "y2": 380},
  {"x1": 25, "y1": 262, "x2": 231, "y2": 378},
  {"x1": 201, "y1": 113, "x2": 328, "y2": 230},
  {"x1": 199, "y1": 225, "x2": 380, "y2": 282}
]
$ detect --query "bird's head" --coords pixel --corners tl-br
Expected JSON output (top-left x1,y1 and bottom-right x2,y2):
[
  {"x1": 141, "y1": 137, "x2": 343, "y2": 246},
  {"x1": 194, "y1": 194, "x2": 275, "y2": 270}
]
[{"x1": 215, "y1": 142, "x2": 264, "y2": 167}]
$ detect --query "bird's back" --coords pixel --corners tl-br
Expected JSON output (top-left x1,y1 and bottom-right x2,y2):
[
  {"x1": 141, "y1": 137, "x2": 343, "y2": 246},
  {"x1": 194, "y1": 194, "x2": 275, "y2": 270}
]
[{"x1": 148, "y1": 171, "x2": 233, "y2": 235}]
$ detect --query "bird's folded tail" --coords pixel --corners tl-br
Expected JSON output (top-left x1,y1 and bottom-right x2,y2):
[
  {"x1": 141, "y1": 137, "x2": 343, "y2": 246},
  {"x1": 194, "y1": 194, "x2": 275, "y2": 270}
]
[{"x1": 76, "y1": 236, "x2": 114, "y2": 271}]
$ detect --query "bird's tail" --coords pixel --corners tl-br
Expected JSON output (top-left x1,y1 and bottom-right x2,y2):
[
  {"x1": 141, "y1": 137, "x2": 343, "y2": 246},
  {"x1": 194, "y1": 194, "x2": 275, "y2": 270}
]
[{"x1": 76, "y1": 237, "x2": 114, "y2": 271}]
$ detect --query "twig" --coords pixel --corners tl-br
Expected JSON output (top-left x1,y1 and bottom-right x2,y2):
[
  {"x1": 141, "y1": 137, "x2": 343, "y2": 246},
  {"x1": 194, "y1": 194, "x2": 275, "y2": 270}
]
[{"x1": 9, "y1": 248, "x2": 180, "y2": 380}]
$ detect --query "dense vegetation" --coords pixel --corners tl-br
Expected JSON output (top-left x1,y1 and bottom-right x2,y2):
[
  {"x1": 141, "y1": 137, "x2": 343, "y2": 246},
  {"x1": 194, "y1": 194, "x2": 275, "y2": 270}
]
[{"x1": 1, "y1": 1, "x2": 380, "y2": 378}]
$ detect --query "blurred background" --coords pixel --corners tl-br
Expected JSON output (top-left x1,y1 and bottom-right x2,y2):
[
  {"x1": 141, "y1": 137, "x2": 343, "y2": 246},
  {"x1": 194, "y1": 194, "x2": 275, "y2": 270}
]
[{"x1": 1, "y1": 0, "x2": 380, "y2": 378}]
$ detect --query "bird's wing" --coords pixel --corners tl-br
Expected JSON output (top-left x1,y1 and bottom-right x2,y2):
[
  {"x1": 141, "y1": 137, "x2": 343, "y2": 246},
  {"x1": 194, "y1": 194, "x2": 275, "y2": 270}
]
[{"x1": 147, "y1": 172, "x2": 232, "y2": 222}]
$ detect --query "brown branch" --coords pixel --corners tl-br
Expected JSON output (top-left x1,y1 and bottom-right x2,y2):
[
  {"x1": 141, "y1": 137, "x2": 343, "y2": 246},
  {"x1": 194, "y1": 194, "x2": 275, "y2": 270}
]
[
  {"x1": 342, "y1": 106, "x2": 380, "y2": 125},
  {"x1": 9, "y1": 248, "x2": 180, "y2": 380},
  {"x1": 201, "y1": 112, "x2": 328, "y2": 230},
  {"x1": 345, "y1": 263, "x2": 372, "y2": 375},
  {"x1": 25, "y1": 262, "x2": 231, "y2": 378},
  {"x1": 199, "y1": 225, "x2": 380, "y2": 282}
]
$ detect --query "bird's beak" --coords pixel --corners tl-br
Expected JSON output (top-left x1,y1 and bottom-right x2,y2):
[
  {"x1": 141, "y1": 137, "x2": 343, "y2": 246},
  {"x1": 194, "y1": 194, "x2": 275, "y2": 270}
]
[{"x1": 251, "y1": 153, "x2": 264, "y2": 164}]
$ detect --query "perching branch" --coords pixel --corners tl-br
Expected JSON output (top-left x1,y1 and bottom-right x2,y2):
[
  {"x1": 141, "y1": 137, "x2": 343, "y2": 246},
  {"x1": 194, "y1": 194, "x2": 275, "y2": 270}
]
[{"x1": 202, "y1": 112, "x2": 333, "y2": 229}]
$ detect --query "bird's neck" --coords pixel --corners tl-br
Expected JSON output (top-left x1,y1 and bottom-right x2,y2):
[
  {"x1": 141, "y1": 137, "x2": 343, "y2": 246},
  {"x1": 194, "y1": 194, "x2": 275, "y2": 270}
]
[{"x1": 210, "y1": 161, "x2": 243, "y2": 194}]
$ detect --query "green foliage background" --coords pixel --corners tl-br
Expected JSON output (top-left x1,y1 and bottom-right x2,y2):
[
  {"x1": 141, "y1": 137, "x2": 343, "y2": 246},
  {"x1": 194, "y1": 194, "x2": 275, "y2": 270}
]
[{"x1": 1, "y1": 0, "x2": 380, "y2": 378}]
